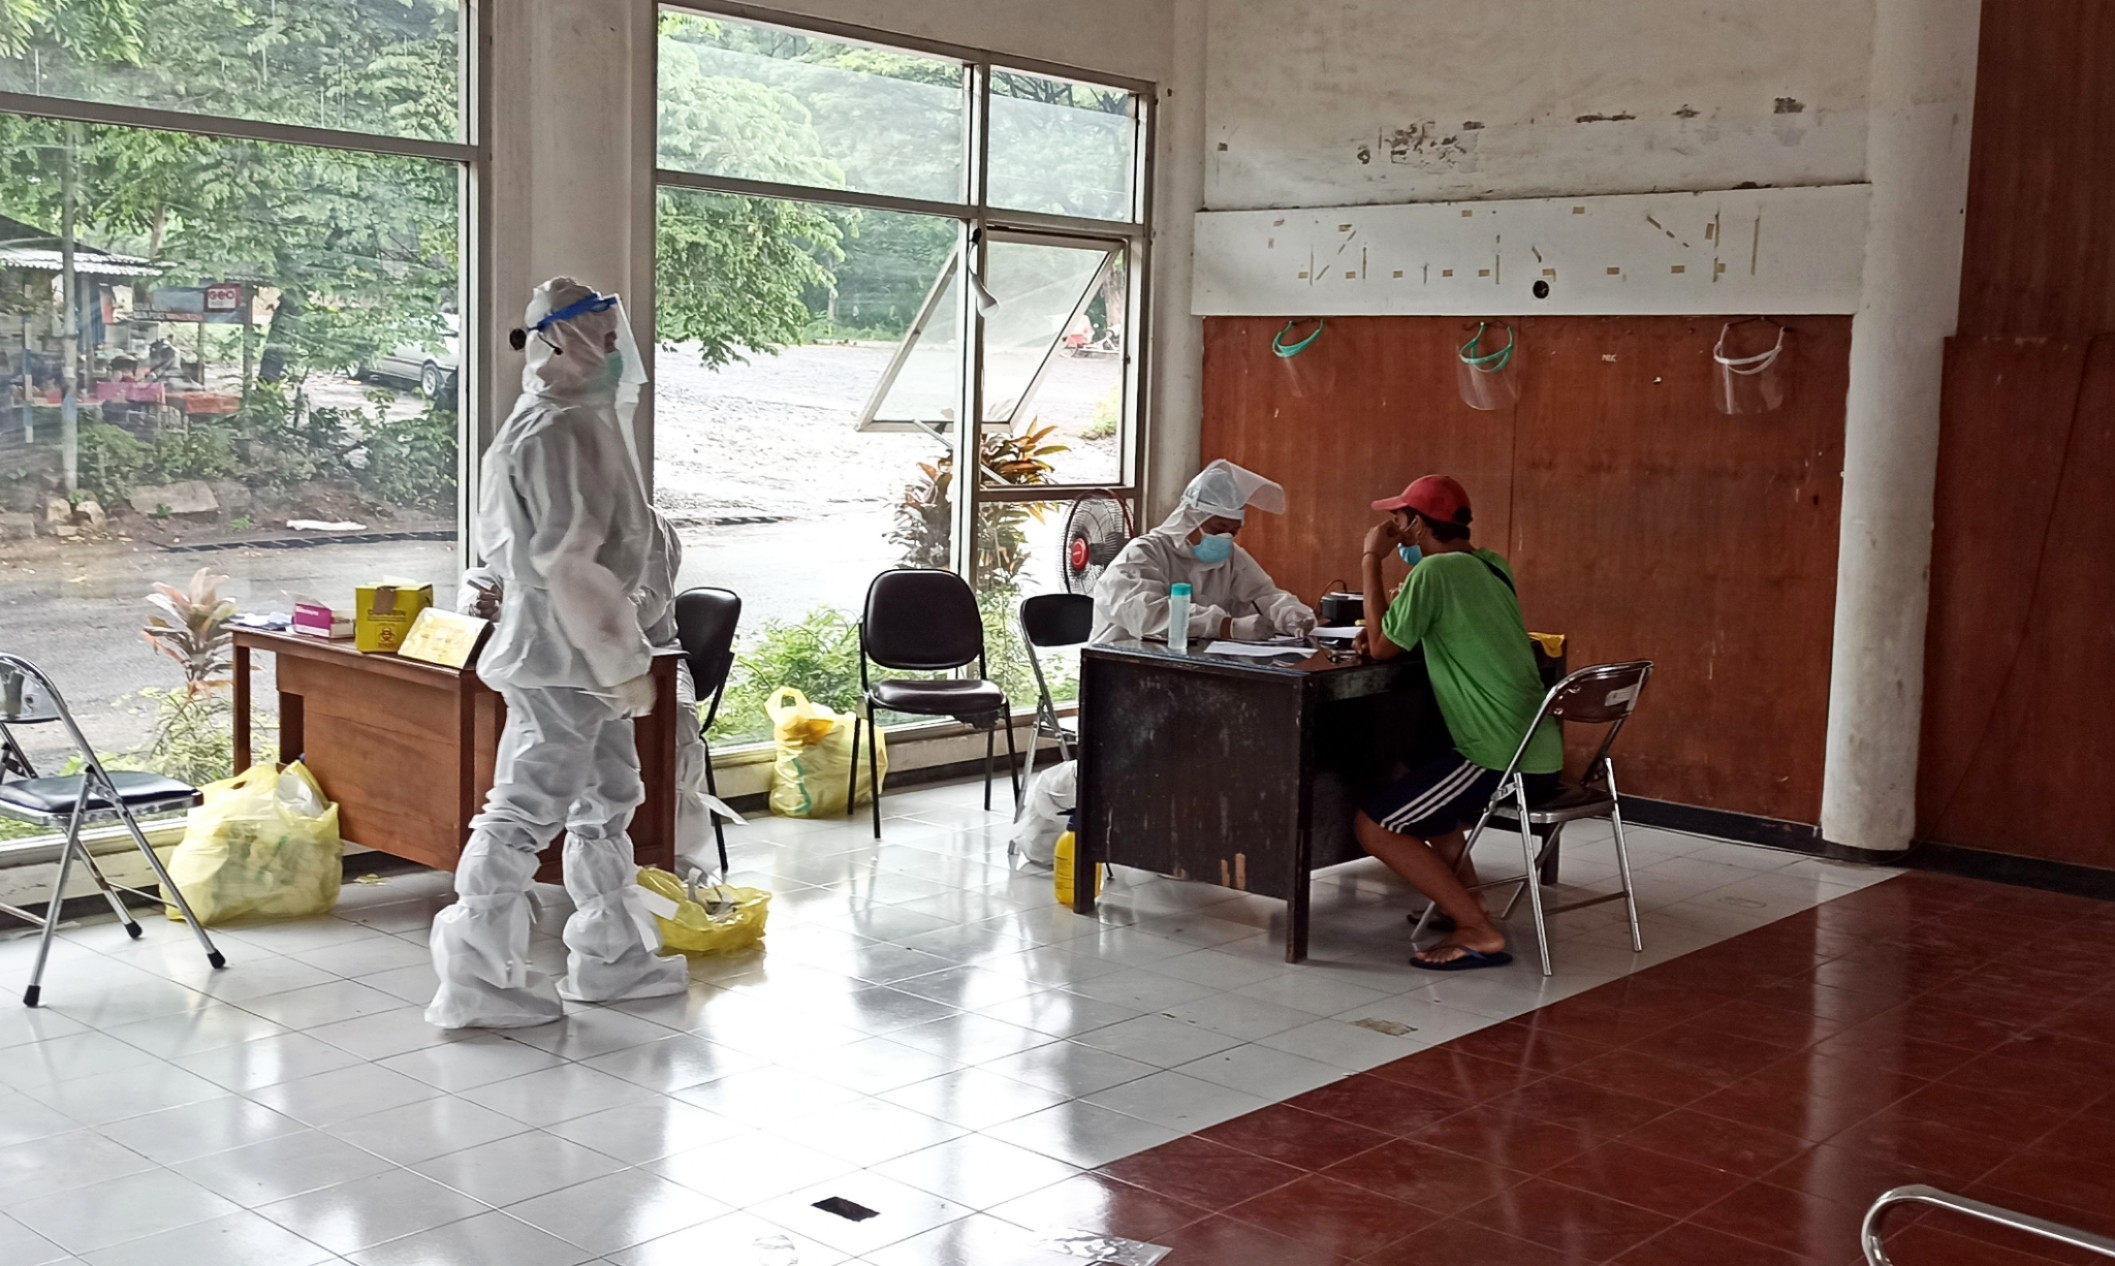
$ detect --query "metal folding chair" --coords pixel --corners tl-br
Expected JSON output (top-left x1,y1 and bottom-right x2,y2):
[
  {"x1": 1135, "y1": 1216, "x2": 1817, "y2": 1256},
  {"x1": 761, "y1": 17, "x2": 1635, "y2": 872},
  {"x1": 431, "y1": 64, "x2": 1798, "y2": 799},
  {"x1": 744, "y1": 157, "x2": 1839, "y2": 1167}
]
[
  {"x1": 673, "y1": 587, "x2": 742, "y2": 878},
  {"x1": 0, "y1": 654, "x2": 226, "y2": 1007},
  {"x1": 1015, "y1": 592, "x2": 1092, "y2": 808},
  {"x1": 1413, "y1": 660, "x2": 1654, "y2": 976}
]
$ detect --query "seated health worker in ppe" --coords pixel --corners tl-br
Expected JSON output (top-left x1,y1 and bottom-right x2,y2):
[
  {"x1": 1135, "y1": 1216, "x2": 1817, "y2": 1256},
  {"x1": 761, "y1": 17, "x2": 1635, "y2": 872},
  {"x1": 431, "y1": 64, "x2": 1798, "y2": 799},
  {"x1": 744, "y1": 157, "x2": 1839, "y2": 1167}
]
[
  {"x1": 1351, "y1": 475, "x2": 1560, "y2": 973},
  {"x1": 1090, "y1": 459, "x2": 1316, "y2": 644},
  {"x1": 459, "y1": 507, "x2": 727, "y2": 881},
  {"x1": 427, "y1": 277, "x2": 686, "y2": 1030}
]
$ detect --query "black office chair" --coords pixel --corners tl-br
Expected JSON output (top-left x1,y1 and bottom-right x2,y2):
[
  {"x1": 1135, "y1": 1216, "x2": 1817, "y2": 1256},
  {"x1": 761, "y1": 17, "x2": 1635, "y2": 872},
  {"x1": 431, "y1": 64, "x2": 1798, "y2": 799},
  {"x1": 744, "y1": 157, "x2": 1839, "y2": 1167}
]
[
  {"x1": 0, "y1": 654, "x2": 226, "y2": 1007},
  {"x1": 673, "y1": 587, "x2": 741, "y2": 878},
  {"x1": 849, "y1": 569, "x2": 1019, "y2": 838},
  {"x1": 1016, "y1": 593, "x2": 1093, "y2": 807}
]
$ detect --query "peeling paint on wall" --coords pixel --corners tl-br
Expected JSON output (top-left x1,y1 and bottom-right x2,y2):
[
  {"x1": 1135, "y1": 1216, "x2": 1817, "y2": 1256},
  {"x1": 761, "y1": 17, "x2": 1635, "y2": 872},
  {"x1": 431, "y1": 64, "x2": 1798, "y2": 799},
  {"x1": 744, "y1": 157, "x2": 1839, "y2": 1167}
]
[
  {"x1": 1774, "y1": 96, "x2": 1807, "y2": 114},
  {"x1": 1574, "y1": 111, "x2": 1637, "y2": 124}
]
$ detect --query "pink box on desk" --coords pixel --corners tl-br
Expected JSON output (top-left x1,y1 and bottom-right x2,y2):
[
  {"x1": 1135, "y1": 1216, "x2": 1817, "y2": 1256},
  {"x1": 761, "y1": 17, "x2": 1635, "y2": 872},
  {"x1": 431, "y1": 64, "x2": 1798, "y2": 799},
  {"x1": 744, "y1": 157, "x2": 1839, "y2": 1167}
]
[{"x1": 292, "y1": 602, "x2": 353, "y2": 640}]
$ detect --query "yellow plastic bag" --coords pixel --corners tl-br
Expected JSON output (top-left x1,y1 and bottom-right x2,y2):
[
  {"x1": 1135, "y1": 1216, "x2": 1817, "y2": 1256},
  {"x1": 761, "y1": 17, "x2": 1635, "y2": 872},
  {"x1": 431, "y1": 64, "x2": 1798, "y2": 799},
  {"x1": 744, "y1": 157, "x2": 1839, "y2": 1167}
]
[
  {"x1": 764, "y1": 687, "x2": 886, "y2": 819},
  {"x1": 637, "y1": 867, "x2": 770, "y2": 956},
  {"x1": 165, "y1": 762, "x2": 342, "y2": 924}
]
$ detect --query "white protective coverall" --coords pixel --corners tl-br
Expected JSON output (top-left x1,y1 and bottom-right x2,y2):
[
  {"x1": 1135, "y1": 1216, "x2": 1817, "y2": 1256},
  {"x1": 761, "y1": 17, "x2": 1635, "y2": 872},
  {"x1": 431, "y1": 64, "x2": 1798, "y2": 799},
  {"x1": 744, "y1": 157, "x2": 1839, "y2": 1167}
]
[
  {"x1": 1089, "y1": 459, "x2": 1316, "y2": 644},
  {"x1": 460, "y1": 509, "x2": 721, "y2": 877},
  {"x1": 427, "y1": 277, "x2": 685, "y2": 1030}
]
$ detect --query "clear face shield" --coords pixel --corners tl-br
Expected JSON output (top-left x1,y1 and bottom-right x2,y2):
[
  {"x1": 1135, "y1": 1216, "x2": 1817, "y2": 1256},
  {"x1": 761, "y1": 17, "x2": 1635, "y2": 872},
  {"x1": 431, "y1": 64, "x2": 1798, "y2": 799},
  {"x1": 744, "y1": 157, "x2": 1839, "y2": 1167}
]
[{"x1": 512, "y1": 284, "x2": 651, "y2": 491}]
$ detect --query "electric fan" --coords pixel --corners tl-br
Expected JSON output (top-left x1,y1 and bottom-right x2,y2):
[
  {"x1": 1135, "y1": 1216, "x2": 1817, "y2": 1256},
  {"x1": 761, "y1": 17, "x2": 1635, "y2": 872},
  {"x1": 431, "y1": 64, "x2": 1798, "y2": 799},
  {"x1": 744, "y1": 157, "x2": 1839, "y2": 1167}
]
[{"x1": 1061, "y1": 491, "x2": 1134, "y2": 594}]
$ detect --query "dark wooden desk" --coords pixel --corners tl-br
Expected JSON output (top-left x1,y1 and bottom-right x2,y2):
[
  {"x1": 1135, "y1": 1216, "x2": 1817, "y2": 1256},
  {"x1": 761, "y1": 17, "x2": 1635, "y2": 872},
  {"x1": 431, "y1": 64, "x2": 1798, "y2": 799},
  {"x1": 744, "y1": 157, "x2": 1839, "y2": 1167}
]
[
  {"x1": 1074, "y1": 641, "x2": 1450, "y2": 962},
  {"x1": 232, "y1": 629, "x2": 678, "y2": 884}
]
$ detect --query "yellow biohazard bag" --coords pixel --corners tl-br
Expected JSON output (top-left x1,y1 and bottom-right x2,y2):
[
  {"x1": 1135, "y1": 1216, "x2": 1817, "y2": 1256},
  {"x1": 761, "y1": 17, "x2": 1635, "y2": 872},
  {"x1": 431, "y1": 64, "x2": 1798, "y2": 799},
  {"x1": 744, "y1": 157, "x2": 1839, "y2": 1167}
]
[
  {"x1": 165, "y1": 762, "x2": 342, "y2": 923},
  {"x1": 637, "y1": 867, "x2": 770, "y2": 956},
  {"x1": 764, "y1": 687, "x2": 886, "y2": 819}
]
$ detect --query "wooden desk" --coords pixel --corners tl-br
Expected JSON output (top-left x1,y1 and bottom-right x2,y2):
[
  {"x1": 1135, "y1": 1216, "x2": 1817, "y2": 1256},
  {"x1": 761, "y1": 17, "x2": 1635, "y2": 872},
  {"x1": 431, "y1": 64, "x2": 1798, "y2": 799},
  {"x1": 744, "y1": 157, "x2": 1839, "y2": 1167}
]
[
  {"x1": 1074, "y1": 641, "x2": 1449, "y2": 962},
  {"x1": 232, "y1": 629, "x2": 678, "y2": 884}
]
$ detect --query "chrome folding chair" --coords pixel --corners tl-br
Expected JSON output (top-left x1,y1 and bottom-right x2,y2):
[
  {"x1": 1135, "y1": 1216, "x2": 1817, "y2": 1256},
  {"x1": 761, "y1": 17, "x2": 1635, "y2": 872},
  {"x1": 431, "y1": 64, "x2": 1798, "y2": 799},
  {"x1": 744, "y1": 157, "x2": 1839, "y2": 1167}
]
[
  {"x1": 0, "y1": 654, "x2": 226, "y2": 1007},
  {"x1": 1015, "y1": 592, "x2": 1092, "y2": 807},
  {"x1": 1413, "y1": 660, "x2": 1654, "y2": 976}
]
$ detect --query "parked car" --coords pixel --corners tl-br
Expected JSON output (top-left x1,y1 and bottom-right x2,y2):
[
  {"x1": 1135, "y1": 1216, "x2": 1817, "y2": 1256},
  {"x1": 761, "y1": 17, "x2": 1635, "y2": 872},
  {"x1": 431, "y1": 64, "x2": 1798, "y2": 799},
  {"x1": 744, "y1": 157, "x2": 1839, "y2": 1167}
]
[{"x1": 356, "y1": 312, "x2": 459, "y2": 398}]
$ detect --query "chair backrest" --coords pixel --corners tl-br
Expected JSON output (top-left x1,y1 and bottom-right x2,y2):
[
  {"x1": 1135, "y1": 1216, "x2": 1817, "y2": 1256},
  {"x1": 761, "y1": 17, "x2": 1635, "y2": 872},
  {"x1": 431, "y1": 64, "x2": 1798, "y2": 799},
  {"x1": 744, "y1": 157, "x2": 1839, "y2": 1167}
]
[
  {"x1": 863, "y1": 569, "x2": 984, "y2": 672},
  {"x1": 1544, "y1": 661, "x2": 1652, "y2": 725},
  {"x1": 1019, "y1": 593, "x2": 1093, "y2": 649},
  {"x1": 1541, "y1": 660, "x2": 1654, "y2": 782},
  {"x1": 0, "y1": 654, "x2": 94, "y2": 783},
  {"x1": 673, "y1": 587, "x2": 742, "y2": 695}
]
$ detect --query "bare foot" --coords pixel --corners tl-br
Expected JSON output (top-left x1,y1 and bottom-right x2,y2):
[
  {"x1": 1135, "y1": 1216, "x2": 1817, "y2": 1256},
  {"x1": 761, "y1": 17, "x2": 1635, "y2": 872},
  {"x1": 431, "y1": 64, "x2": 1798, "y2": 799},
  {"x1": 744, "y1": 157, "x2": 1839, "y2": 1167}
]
[{"x1": 1413, "y1": 925, "x2": 1506, "y2": 967}]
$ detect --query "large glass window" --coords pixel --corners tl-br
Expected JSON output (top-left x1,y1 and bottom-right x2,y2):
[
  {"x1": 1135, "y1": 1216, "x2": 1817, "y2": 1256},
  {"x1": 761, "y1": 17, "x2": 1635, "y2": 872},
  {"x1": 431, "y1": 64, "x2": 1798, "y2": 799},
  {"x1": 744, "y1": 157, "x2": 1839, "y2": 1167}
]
[
  {"x1": 0, "y1": 5, "x2": 471, "y2": 807},
  {"x1": 654, "y1": 7, "x2": 1149, "y2": 746}
]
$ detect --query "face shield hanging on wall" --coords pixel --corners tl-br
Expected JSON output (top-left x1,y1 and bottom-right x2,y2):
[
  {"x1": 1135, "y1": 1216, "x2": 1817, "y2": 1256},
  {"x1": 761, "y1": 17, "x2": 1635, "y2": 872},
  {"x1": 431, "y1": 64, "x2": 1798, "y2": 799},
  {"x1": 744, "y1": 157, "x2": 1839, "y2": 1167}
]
[
  {"x1": 1712, "y1": 319, "x2": 1790, "y2": 416},
  {"x1": 1272, "y1": 318, "x2": 1335, "y2": 399},
  {"x1": 1456, "y1": 322, "x2": 1521, "y2": 411}
]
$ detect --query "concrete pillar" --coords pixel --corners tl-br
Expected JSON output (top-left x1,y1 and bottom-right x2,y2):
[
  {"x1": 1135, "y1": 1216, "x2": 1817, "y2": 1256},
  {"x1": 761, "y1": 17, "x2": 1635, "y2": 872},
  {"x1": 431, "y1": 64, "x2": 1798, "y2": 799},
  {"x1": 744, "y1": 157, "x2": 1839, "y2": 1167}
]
[
  {"x1": 1820, "y1": 0, "x2": 1981, "y2": 851},
  {"x1": 1145, "y1": 0, "x2": 1207, "y2": 521}
]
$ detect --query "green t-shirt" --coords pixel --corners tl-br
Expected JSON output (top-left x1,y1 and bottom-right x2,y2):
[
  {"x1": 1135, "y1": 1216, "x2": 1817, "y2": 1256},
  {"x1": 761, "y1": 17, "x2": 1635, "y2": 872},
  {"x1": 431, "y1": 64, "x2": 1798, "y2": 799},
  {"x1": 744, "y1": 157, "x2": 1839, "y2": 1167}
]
[{"x1": 1381, "y1": 549, "x2": 1562, "y2": 774}]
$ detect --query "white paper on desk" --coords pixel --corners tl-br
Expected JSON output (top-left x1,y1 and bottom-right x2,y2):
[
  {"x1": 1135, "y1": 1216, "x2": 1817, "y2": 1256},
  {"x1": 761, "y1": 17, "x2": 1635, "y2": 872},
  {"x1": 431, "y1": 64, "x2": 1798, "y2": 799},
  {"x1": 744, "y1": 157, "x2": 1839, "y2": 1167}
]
[
  {"x1": 1313, "y1": 625, "x2": 1362, "y2": 639},
  {"x1": 1203, "y1": 640, "x2": 1313, "y2": 658}
]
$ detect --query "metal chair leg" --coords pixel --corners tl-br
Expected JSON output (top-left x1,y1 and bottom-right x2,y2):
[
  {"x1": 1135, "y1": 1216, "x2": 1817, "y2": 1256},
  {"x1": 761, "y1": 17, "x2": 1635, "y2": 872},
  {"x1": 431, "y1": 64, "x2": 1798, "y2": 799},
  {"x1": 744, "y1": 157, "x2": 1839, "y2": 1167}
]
[
  {"x1": 1515, "y1": 780, "x2": 1553, "y2": 976},
  {"x1": 80, "y1": 850, "x2": 140, "y2": 938},
  {"x1": 982, "y1": 724, "x2": 995, "y2": 812},
  {"x1": 845, "y1": 712, "x2": 863, "y2": 820},
  {"x1": 24, "y1": 807, "x2": 85, "y2": 1007},
  {"x1": 702, "y1": 731, "x2": 729, "y2": 879},
  {"x1": 117, "y1": 804, "x2": 222, "y2": 968},
  {"x1": 1003, "y1": 711, "x2": 1021, "y2": 810},
  {"x1": 1606, "y1": 765, "x2": 1644, "y2": 953},
  {"x1": 1016, "y1": 718, "x2": 1040, "y2": 825},
  {"x1": 867, "y1": 706, "x2": 883, "y2": 840}
]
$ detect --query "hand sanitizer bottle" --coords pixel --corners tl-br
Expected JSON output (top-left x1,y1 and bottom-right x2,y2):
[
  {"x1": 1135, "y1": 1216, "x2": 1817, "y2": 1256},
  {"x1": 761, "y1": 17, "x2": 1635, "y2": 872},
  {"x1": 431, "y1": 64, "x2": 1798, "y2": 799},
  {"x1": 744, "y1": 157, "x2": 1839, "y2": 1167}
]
[{"x1": 1168, "y1": 583, "x2": 1192, "y2": 654}]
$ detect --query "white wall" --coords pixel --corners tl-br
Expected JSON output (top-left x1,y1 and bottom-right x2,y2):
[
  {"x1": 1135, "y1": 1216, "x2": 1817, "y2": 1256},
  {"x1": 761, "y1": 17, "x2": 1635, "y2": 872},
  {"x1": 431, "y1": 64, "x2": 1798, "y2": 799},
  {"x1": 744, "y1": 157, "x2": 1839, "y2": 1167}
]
[{"x1": 1204, "y1": 0, "x2": 1873, "y2": 211}]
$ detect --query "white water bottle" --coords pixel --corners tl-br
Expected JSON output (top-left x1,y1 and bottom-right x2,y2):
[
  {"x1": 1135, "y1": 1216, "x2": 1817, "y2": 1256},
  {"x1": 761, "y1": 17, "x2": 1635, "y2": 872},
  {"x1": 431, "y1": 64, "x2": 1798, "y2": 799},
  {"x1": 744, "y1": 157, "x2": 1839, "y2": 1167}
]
[{"x1": 1168, "y1": 582, "x2": 1192, "y2": 654}]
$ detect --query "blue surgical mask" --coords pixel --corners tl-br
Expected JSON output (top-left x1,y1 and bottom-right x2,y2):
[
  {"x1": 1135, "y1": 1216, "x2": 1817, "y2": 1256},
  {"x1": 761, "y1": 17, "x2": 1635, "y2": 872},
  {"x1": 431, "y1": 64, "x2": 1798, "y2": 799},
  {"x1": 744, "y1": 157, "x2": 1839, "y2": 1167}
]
[
  {"x1": 1191, "y1": 533, "x2": 1235, "y2": 566},
  {"x1": 1397, "y1": 544, "x2": 1423, "y2": 568}
]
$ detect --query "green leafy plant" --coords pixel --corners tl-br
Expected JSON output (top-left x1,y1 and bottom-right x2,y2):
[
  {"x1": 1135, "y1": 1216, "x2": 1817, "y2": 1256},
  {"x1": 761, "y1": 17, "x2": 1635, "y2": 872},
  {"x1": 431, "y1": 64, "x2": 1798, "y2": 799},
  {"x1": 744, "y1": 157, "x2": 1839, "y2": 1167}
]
[
  {"x1": 138, "y1": 686, "x2": 233, "y2": 786},
  {"x1": 1083, "y1": 385, "x2": 1120, "y2": 441},
  {"x1": 891, "y1": 422, "x2": 1066, "y2": 583},
  {"x1": 709, "y1": 607, "x2": 864, "y2": 746}
]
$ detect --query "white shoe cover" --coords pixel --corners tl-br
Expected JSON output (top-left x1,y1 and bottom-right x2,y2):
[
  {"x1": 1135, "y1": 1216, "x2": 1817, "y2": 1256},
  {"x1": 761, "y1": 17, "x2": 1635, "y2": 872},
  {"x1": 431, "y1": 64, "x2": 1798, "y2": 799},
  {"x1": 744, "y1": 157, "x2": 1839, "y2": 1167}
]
[
  {"x1": 1011, "y1": 760, "x2": 1076, "y2": 868},
  {"x1": 558, "y1": 835, "x2": 686, "y2": 1003},
  {"x1": 426, "y1": 842, "x2": 563, "y2": 1030}
]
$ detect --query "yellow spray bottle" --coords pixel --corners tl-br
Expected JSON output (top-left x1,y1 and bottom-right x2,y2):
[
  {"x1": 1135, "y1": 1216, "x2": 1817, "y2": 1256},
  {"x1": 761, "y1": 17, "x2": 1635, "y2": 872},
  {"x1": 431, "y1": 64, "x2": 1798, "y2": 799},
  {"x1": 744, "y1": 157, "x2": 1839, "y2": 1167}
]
[{"x1": 1053, "y1": 812, "x2": 1101, "y2": 907}]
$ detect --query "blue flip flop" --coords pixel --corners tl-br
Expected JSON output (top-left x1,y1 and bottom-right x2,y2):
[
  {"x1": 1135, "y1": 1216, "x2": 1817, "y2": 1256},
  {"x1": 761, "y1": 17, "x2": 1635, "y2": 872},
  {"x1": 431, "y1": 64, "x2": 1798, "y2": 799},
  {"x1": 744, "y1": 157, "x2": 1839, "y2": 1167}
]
[{"x1": 1411, "y1": 947, "x2": 1514, "y2": 972}]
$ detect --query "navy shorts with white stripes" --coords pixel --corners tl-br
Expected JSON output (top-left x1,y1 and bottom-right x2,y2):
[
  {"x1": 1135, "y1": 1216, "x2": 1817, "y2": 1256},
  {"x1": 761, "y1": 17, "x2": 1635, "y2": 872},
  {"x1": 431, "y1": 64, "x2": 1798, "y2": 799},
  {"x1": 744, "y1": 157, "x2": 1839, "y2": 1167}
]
[{"x1": 1360, "y1": 753, "x2": 1560, "y2": 839}]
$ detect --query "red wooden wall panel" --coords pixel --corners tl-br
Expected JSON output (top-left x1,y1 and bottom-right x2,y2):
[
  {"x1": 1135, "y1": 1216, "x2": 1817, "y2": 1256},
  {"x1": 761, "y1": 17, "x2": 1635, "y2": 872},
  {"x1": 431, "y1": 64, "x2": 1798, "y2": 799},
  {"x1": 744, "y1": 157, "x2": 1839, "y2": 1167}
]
[
  {"x1": 1918, "y1": 336, "x2": 2115, "y2": 863},
  {"x1": 1202, "y1": 315, "x2": 1849, "y2": 824}
]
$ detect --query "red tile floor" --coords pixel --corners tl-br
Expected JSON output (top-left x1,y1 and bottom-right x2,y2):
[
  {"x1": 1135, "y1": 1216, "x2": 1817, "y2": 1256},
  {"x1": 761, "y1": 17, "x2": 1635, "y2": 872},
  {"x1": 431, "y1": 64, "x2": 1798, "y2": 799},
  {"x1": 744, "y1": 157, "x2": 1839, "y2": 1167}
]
[{"x1": 966, "y1": 872, "x2": 2115, "y2": 1266}]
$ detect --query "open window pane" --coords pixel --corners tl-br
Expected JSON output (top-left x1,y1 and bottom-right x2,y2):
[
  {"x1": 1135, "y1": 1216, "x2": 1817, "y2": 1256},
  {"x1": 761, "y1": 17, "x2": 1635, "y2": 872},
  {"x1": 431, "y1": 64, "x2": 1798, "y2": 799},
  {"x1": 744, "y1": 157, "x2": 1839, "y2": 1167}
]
[
  {"x1": 860, "y1": 242, "x2": 964, "y2": 433},
  {"x1": 657, "y1": 9, "x2": 967, "y2": 205},
  {"x1": 979, "y1": 238, "x2": 1124, "y2": 485},
  {"x1": 0, "y1": 1, "x2": 465, "y2": 143},
  {"x1": 654, "y1": 188, "x2": 957, "y2": 744},
  {"x1": 0, "y1": 115, "x2": 461, "y2": 783},
  {"x1": 988, "y1": 71, "x2": 1138, "y2": 221}
]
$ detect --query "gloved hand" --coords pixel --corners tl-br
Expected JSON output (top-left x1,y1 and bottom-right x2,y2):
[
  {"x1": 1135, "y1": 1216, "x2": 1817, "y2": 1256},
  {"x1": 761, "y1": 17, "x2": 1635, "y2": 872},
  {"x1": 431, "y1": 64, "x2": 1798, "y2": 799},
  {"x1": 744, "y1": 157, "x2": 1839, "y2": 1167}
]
[
  {"x1": 1228, "y1": 613, "x2": 1273, "y2": 641},
  {"x1": 1276, "y1": 605, "x2": 1317, "y2": 637},
  {"x1": 612, "y1": 673, "x2": 657, "y2": 718}
]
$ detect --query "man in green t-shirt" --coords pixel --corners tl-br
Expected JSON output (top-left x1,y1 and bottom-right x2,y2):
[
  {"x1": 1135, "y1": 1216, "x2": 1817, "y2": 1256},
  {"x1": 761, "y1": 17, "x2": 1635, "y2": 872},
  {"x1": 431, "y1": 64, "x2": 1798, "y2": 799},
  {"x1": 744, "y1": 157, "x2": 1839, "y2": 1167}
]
[{"x1": 1353, "y1": 475, "x2": 1560, "y2": 971}]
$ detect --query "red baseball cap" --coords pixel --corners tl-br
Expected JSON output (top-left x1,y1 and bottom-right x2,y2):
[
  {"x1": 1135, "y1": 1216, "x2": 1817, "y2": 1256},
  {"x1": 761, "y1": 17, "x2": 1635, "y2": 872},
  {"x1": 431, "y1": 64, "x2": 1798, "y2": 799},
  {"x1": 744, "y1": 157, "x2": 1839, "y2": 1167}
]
[{"x1": 1371, "y1": 474, "x2": 1472, "y2": 525}]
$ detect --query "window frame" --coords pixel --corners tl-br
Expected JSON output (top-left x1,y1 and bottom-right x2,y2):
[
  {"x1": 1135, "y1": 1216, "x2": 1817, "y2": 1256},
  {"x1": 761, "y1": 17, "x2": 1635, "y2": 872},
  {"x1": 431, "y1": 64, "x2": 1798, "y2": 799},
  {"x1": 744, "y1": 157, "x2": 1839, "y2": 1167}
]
[
  {"x1": 651, "y1": 0, "x2": 1156, "y2": 589},
  {"x1": 0, "y1": 2, "x2": 486, "y2": 858}
]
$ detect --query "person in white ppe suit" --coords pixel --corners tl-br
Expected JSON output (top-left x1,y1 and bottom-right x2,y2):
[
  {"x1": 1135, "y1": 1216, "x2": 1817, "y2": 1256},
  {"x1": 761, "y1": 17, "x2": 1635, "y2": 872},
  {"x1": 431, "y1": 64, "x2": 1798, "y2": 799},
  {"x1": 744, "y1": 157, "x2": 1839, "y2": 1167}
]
[
  {"x1": 460, "y1": 508, "x2": 725, "y2": 878},
  {"x1": 1090, "y1": 460, "x2": 1316, "y2": 644},
  {"x1": 1015, "y1": 463, "x2": 1316, "y2": 865},
  {"x1": 427, "y1": 277, "x2": 686, "y2": 1030}
]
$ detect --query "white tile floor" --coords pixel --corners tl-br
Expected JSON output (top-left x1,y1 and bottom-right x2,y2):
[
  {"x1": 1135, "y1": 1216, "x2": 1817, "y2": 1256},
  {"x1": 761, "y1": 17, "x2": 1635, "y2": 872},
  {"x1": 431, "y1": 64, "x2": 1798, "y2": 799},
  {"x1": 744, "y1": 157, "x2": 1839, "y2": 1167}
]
[{"x1": 0, "y1": 778, "x2": 1894, "y2": 1265}]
